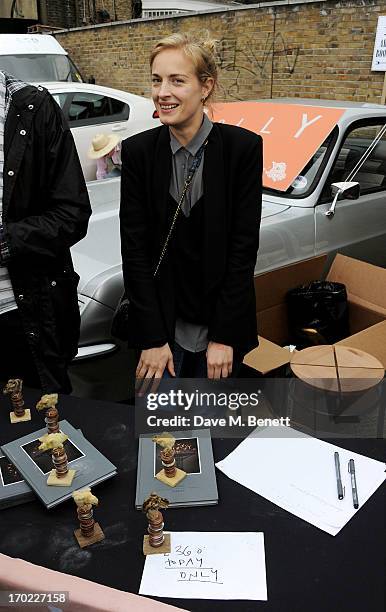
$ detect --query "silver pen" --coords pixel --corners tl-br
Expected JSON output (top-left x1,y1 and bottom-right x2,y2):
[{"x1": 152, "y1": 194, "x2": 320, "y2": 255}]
[
  {"x1": 334, "y1": 452, "x2": 344, "y2": 500},
  {"x1": 348, "y1": 459, "x2": 359, "y2": 509}
]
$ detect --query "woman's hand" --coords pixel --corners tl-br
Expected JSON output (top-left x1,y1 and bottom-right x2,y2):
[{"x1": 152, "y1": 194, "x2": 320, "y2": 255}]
[
  {"x1": 206, "y1": 342, "x2": 233, "y2": 379},
  {"x1": 136, "y1": 343, "x2": 175, "y2": 384}
]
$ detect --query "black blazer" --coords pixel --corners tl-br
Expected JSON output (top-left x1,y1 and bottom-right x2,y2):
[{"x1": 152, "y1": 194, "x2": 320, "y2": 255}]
[{"x1": 120, "y1": 122, "x2": 263, "y2": 355}]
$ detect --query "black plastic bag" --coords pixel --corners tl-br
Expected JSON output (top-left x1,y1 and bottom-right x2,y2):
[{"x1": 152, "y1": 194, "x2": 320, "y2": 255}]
[{"x1": 286, "y1": 281, "x2": 349, "y2": 348}]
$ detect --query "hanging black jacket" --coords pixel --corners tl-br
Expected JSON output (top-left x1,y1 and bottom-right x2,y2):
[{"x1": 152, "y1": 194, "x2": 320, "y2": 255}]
[{"x1": 0, "y1": 82, "x2": 91, "y2": 392}]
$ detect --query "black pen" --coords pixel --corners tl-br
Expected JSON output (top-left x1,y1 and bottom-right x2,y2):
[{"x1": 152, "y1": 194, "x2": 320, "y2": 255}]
[
  {"x1": 348, "y1": 459, "x2": 359, "y2": 509},
  {"x1": 334, "y1": 452, "x2": 344, "y2": 500}
]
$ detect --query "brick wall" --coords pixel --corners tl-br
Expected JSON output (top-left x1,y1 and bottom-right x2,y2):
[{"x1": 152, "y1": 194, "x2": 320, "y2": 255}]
[{"x1": 55, "y1": 0, "x2": 386, "y2": 103}]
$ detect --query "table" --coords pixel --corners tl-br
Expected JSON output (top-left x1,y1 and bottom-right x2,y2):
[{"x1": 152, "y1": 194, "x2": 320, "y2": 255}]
[{"x1": 0, "y1": 389, "x2": 384, "y2": 612}]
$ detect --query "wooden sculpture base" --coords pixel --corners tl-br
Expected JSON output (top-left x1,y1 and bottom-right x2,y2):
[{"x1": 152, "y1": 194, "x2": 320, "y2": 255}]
[
  {"x1": 47, "y1": 469, "x2": 76, "y2": 486},
  {"x1": 155, "y1": 468, "x2": 186, "y2": 487},
  {"x1": 74, "y1": 522, "x2": 105, "y2": 548},
  {"x1": 10, "y1": 409, "x2": 31, "y2": 423},
  {"x1": 143, "y1": 533, "x2": 171, "y2": 555},
  {"x1": 290, "y1": 345, "x2": 384, "y2": 393}
]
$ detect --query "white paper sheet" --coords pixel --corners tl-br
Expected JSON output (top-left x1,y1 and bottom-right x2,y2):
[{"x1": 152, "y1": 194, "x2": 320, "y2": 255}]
[
  {"x1": 216, "y1": 426, "x2": 386, "y2": 536},
  {"x1": 139, "y1": 531, "x2": 267, "y2": 600}
]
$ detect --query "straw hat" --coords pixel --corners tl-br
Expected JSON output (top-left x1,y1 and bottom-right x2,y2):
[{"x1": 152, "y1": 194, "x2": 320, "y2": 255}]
[{"x1": 88, "y1": 133, "x2": 120, "y2": 159}]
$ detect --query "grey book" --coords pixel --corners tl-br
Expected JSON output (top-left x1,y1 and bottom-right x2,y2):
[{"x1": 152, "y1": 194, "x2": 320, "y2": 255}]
[
  {"x1": 135, "y1": 429, "x2": 218, "y2": 509},
  {"x1": 1, "y1": 421, "x2": 116, "y2": 509},
  {"x1": 0, "y1": 429, "x2": 85, "y2": 511},
  {"x1": 0, "y1": 451, "x2": 34, "y2": 509}
]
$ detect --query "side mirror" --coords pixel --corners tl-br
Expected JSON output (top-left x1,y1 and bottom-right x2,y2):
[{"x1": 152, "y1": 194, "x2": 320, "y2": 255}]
[
  {"x1": 331, "y1": 181, "x2": 360, "y2": 200},
  {"x1": 326, "y1": 181, "x2": 360, "y2": 218}
]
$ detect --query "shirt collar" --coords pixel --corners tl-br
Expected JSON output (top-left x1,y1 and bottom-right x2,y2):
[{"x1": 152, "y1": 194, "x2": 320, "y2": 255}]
[
  {"x1": 0, "y1": 70, "x2": 29, "y2": 117},
  {"x1": 170, "y1": 113, "x2": 213, "y2": 156}
]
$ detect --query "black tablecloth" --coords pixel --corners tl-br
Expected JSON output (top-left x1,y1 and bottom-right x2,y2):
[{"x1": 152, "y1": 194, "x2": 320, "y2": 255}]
[{"x1": 0, "y1": 390, "x2": 384, "y2": 612}]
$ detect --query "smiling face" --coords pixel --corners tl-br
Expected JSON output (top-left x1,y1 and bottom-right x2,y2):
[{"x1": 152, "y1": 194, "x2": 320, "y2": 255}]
[{"x1": 151, "y1": 48, "x2": 213, "y2": 136}]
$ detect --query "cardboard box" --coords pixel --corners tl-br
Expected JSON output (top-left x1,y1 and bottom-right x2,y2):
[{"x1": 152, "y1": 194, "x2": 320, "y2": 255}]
[{"x1": 244, "y1": 254, "x2": 386, "y2": 375}]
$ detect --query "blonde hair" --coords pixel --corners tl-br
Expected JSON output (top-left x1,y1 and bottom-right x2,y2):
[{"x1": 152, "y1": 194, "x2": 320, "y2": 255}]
[{"x1": 150, "y1": 32, "x2": 218, "y2": 104}]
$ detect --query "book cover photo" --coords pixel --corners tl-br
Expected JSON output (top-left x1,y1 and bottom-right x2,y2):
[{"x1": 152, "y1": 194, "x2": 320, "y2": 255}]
[
  {"x1": 136, "y1": 428, "x2": 218, "y2": 509},
  {"x1": 1, "y1": 420, "x2": 117, "y2": 509}
]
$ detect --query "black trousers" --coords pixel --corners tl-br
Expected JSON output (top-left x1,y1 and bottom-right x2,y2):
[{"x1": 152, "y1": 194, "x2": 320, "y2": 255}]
[{"x1": 0, "y1": 309, "x2": 42, "y2": 390}]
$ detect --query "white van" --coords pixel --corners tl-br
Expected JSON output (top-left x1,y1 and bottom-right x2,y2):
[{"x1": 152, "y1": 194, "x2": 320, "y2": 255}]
[{"x1": 0, "y1": 34, "x2": 83, "y2": 82}]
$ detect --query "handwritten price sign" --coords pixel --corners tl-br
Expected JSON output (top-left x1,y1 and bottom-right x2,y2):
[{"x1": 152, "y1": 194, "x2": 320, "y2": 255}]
[
  {"x1": 164, "y1": 544, "x2": 221, "y2": 585},
  {"x1": 139, "y1": 532, "x2": 267, "y2": 600}
]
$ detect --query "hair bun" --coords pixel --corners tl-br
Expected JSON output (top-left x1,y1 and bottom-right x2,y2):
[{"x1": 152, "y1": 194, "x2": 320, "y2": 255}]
[
  {"x1": 201, "y1": 38, "x2": 217, "y2": 55},
  {"x1": 196, "y1": 29, "x2": 217, "y2": 55}
]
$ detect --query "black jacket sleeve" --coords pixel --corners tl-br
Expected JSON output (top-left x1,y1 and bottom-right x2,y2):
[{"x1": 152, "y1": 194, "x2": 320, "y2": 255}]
[
  {"x1": 208, "y1": 134, "x2": 262, "y2": 350},
  {"x1": 1, "y1": 94, "x2": 91, "y2": 262},
  {"x1": 119, "y1": 138, "x2": 168, "y2": 349}
]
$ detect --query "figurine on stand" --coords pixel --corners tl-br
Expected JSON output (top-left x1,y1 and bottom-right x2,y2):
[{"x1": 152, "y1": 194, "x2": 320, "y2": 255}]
[
  {"x1": 36, "y1": 393, "x2": 59, "y2": 435},
  {"x1": 153, "y1": 432, "x2": 186, "y2": 487},
  {"x1": 73, "y1": 487, "x2": 105, "y2": 548},
  {"x1": 142, "y1": 492, "x2": 170, "y2": 555},
  {"x1": 3, "y1": 379, "x2": 31, "y2": 423},
  {"x1": 38, "y1": 432, "x2": 76, "y2": 486}
]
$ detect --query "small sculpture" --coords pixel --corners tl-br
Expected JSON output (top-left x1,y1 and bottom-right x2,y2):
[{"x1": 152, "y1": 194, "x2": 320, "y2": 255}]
[
  {"x1": 153, "y1": 432, "x2": 186, "y2": 487},
  {"x1": 38, "y1": 432, "x2": 76, "y2": 486},
  {"x1": 142, "y1": 492, "x2": 170, "y2": 555},
  {"x1": 73, "y1": 487, "x2": 104, "y2": 548},
  {"x1": 3, "y1": 378, "x2": 31, "y2": 423},
  {"x1": 36, "y1": 393, "x2": 59, "y2": 434}
]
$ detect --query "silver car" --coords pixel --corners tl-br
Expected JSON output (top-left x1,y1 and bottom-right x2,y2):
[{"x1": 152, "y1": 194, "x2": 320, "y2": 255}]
[
  {"x1": 71, "y1": 99, "x2": 386, "y2": 360},
  {"x1": 44, "y1": 81, "x2": 160, "y2": 181}
]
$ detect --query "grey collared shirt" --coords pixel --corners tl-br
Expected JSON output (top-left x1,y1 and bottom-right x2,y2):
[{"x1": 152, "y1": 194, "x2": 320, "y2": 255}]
[
  {"x1": 169, "y1": 114, "x2": 213, "y2": 352},
  {"x1": 169, "y1": 113, "x2": 213, "y2": 216}
]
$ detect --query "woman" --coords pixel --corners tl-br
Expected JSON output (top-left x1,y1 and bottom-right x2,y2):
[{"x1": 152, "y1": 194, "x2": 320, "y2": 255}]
[{"x1": 120, "y1": 33, "x2": 262, "y2": 381}]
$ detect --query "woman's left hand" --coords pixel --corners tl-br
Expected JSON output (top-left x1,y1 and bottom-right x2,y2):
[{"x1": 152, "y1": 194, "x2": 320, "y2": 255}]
[{"x1": 206, "y1": 342, "x2": 233, "y2": 379}]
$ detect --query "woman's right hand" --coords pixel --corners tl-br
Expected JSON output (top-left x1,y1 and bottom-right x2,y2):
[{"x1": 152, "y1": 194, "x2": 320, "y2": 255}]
[{"x1": 136, "y1": 343, "x2": 175, "y2": 382}]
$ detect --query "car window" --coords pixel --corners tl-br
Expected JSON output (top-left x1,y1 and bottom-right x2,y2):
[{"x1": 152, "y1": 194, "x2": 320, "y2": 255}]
[
  {"x1": 289, "y1": 142, "x2": 329, "y2": 195},
  {"x1": 51, "y1": 93, "x2": 68, "y2": 109},
  {"x1": 67, "y1": 92, "x2": 129, "y2": 127},
  {"x1": 321, "y1": 121, "x2": 386, "y2": 200},
  {"x1": 263, "y1": 128, "x2": 338, "y2": 199},
  {"x1": 0, "y1": 54, "x2": 81, "y2": 82},
  {"x1": 68, "y1": 58, "x2": 83, "y2": 83}
]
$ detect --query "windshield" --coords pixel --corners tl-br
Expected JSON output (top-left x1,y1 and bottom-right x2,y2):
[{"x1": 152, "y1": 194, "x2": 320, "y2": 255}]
[
  {"x1": 263, "y1": 128, "x2": 337, "y2": 198},
  {"x1": 0, "y1": 54, "x2": 83, "y2": 82}
]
